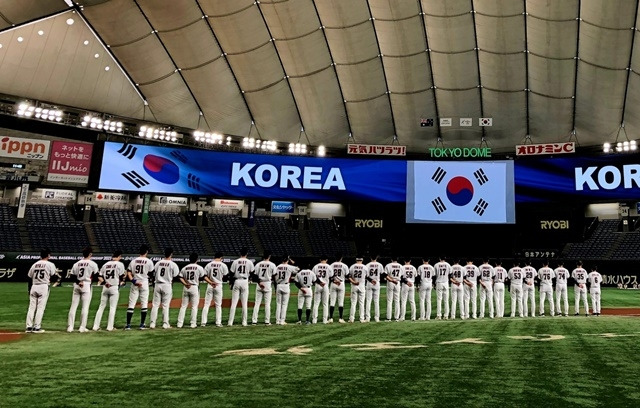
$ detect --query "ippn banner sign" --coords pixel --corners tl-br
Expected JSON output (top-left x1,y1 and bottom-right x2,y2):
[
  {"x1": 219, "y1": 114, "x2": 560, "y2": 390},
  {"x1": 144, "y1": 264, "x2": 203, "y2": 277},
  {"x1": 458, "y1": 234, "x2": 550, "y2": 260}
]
[{"x1": 99, "y1": 142, "x2": 407, "y2": 202}]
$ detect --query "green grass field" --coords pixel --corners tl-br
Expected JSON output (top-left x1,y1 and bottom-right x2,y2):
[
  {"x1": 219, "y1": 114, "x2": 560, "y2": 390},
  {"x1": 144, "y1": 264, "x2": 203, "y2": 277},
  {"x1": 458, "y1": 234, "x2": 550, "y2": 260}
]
[{"x1": 1, "y1": 283, "x2": 640, "y2": 408}]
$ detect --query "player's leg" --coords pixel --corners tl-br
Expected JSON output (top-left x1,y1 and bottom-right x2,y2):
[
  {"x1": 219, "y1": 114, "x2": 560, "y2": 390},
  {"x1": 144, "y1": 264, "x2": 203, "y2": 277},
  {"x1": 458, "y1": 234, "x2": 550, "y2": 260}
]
[
  {"x1": 443, "y1": 287, "x2": 450, "y2": 319},
  {"x1": 275, "y1": 288, "x2": 282, "y2": 324},
  {"x1": 522, "y1": 287, "x2": 529, "y2": 317},
  {"x1": 214, "y1": 286, "x2": 223, "y2": 327},
  {"x1": 228, "y1": 285, "x2": 240, "y2": 326},
  {"x1": 463, "y1": 286, "x2": 470, "y2": 319},
  {"x1": 426, "y1": 287, "x2": 432, "y2": 320},
  {"x1": 471, "y1": 285, "x2": 478, "y2": 319},
  {"x1": 373, "y1": 286, "x2": 380, "y2": 322},
  {"x1": 297, "y1": 289, "x2": 305, "y2": 323},
  {"x1": 177, "y1": 287, "x2": 189, "y2": 328},
  {"x1": 517, "y1": 287, "x2": 524, "y2": 317},
  {"x1": 78, "y1": 286, "x2": 92, "y2": 331},
  {"x1": 479, "y1": 287, "x2": 486, "y2": 318},
  {"x1": 364, "y1": 286, "x2": 373, "y2": 322},
  {"x1": 322, "y1": 286, "x2": 329, "y2": 323},
  {"x1": 252, "y1": 286, "x2": 264, "y2": 325},
  {"x1": 240, "y1": 282, "x2": 249, "y2": 326},
  {"x1": 312, "y1": 286, "x2": 322, "y2": 324},
  {"x1": 450, "y1": 287, "x2": 457, "y2": 319},
  {"x1": 358, "y1": 288, "x2": 366, "y2": 322},
  {"x1": 26, "y1": 287, "x2": 38, "y2": 330},
  {"x1": 563, "y1": 286, "x2": 569, "y2": 316},
  {"x1": 67, "y1": 287, "x2": 81, "y2": 332},
  {"x1": 555, "y1": 287, "x2": 561, "y2": 316},
  {"x1": 435, "y1": 285, "x2": 442, "y2": 319},
  {"x1": 162, "y1": 286, "x2": 173, "y2": 328},
  {"x1": 337, "y1": 286, "x2": 345, "y2": 322},
  {"x1": 107, "y1": 288, "x2": 120, "y2": 331},
  {"x1": 329, "y1": 286, "x2": 337, "y2": 322},
  {"x1": 33, "y1": 287, "x2": 50, "y2": 331},
  {"x1": 510, "y1": 287, "x2": 516, "y2": 317},
  {"x1": 582, "y1": 288, "x2": 589, "y2": 315},
  {"x1": 149, "y1": 286, "x2": 161, "y2": 329},
  {"x1": 596, "y1": 290, "x2": 601, "y2": 314},
  {"x1": 190, "y1": 287, "x2": 200, "y2": 328},
  {"x1": 530, "y1": 288, "x2": 536, "y2": 317},
  {"x1": 549, "y1": 289, "x2": 555, "y2": 316},
  {"x1": 93, "y1": 287, "x2": 109, "y2": 331},
  {"x1": 349, "y1": 287, "x2": 357, "y2": 322},
  {"x1": 574, "y1": 285, "x2": 580, "y2": 315},
  {"x1": 264, "y1": 287, "x2": 273, "y2": 324},
  {"x1": 393, "y1": 285, "x2": 401, "y2": 321},
  {"x1": 139, "y1": 285, "x2": 149, "y2": 328},
  {"x1": 305, "y1": 294, "x2": 313, "y2": 323},
  {"x1": 386, "y1": 283, "x2": 394, "y2": 321},
  {"x1": 539, "y1": 290, "x2": 546, "y2": 316},
  {"x1": 126, "y1": 285, "x2": 140, "y2": 329},
  {"x1": 418, "y1": 288, "x2": 426, "y2": 320},
  {"x1": 400, "y1": 285, "x2": 408, "y2": 321},
  {"x1": 487, "y1": 286, "x2": 494, "y2": 318},
  {"x1": 409, "y1": 286, "x2": 416, "y2": 320},
  {"x1": 201, "y1": 286, "x2": 213, "y2": 326}
]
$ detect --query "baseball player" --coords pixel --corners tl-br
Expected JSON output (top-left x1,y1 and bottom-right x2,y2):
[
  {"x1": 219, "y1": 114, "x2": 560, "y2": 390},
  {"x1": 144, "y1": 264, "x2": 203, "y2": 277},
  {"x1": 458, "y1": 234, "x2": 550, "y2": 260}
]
[
  {"x1": 384, "y1": 256, "x2": 402, "y2": 321},
  {"x1": 554, "y1": 260, "x2": 570, "y2": 316},
  {"x1": 228, "y1": 247, "x2": 255, "y2": 326},
  {"x1": 274, "y1": 255, "x2": 298, "y2": 325},
  {"x1": 26, "y1": 248, "x2": 59, "y2": 333},
  {"x1": 202, "y1": 252, "x2": 229, "y2": 327},
  {"x1": 67, "y1": 247, "x2": 99, "y2": 333},
  {"x1": 400, "y1": 259, "x2": 417, "y2": 321},
  {"x1": 571, "y1": 260, "x2": 589, "y2": 316},
  {"x1": 493, "y1": 260, "x2": 508, "y2": 318},
  {"x1": 295, "y1": 266, "x2": 316, "y2": 324},
  {"x1": 149, "y1": 247, "x2": 180, "y2": 329},
  {"x1": 522, "y1": 260, "x2": 538, "y2": 317},
  {"x1": 449, "y1": 259, "x2": 466, "y2": 320},
  {"x1": 311, "y1": 256, "x2": 331, "y2": 324},
  {"x1": 365, "y1": 255, "x2": 384, "y2": 322},
  {"x1": 588, "y1": 266, "x2": 602, "y2": 316},
  {"x1": 92, "y1": 250, "x2": 126, "y2": 331},
  {"x1": 463, "y1": 259, "x2": 480, "y2": 319},
  {"x1": 328, "y1": 253, "x2": 349, "y2": 323},
  {"x1": 177, "y1": 252, "x2": 205, "y2": 328},
  {"x1": 348, "y1": 256, "x2": 367, "y2": 323},
  {"x1": 416, "y1": 257, "x2": 435, "y2": 320},
  {"x1": 125, "y1": 244, "x2": 154, "y2": 330},
  {"x1": 478, "y1": 258, "x2": 495, "y2": 319},
  {"x1": 538, "y1": 260, "x2": 555, "y2": 317},
  {"x1": 508, "y1": 261, "x2": 524, "y2": 318},
  {"x1": 252, "y1": 252, "x2": 277, "y2": 325},
  {"x1": 434, "y1": 256, "x2": 451, "y2": 320}
]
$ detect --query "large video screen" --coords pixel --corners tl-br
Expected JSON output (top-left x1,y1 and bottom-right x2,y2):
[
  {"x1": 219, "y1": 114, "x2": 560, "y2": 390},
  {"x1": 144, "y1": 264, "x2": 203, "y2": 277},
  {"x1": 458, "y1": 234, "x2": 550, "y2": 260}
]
[
  {"x1": 406, "y1": 161, "x2": 516, "y2": 224},
  {"x1": 98, "y1": 142, "x2": 407, "y2": 202}
]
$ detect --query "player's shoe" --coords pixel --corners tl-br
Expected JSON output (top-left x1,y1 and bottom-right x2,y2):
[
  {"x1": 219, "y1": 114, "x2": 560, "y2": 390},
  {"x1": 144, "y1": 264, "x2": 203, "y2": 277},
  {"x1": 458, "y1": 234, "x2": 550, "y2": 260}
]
[
  {"x1": 251, "y1": 322, "x2": 257, "y2": 326},
  {"x1": 540, "y1": 313, "x2": 545, "y2": 317},
  {"x1": 574, "y1": 313, "x2": 579, "y2": 316},
  {"x1": 139, "y1": 325, "x2": 147, "y2": 330},
  {"x1": 435, "y1": 316, "x2": 441, "y2": 320},
  {"x1": 328, "y1": 318, "x2": 334, "y2": 323},
  {"x1": 163, "y1": 325, "x2": 172, "y2": 329},
  {"x1": 264, "y1": 322, "x2": 272, "y2": 326},
  {"x1": 106, "y1": 328, "x2": 116, "y2": 331},
  {"x1": 216, "y1": 324, "x2": 223, "y2": 327},
  {"x1": 92, "y1": 327, "x2": 100, "y2": 332},
  {"x1": 25, "y1": 327, "x2": 33, "y2": 333},
  {"x1": 78, "y1": 327, "x2": 89, "y2": 333},
  {"x1": 443, "y1": 316, "x2": 449, "y2": 320},
  {"x1": 312, "y1": 319, "x2": 317, "y2": 324},
  {"x1": 305, "y1": 321, "x2": 312, "y2": 325},
  {"x1": 386, "y1": 319, "x2": 392, "y2": 322},
  {"x1": 66, "y1": 328, "x2": 73, "y2": 333},
  {"x1": 124, "y1": 325, "x2": 131, "y2": 330},
  {"x1": 32, "y1": 328, "x2": 45, "y2": 333},
  {"x1": 585, "y1": 313, "x2": 590, "y2": 317},
  {"x1": 281, "y1": 322, "x2": 288, "y2": 326},
  {"x1": 338, "y1": 319, "x2": 346, "y2": 324},
  {"x1": 296, "y1": 321, "x2": 302, "y2": 325}
]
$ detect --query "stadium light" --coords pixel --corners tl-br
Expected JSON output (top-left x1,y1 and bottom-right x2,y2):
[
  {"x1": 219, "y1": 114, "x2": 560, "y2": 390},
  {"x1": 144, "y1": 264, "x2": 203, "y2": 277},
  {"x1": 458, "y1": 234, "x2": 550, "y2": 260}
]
[
  {"x1": 288, "y1": 143, "x2": 306, "y2": 155},
  {"x1": 194, "y1": 131, "x2": 223, "y2": 144},
  {"x1": 317, "y1": 145, "x2": 326, "y2": 157}
]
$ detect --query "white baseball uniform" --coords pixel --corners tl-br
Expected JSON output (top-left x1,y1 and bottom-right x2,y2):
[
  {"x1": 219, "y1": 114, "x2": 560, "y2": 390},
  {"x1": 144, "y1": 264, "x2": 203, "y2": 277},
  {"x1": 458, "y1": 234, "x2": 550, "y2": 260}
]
[
  {"x1": 92, "y1": 260, "x2": 126, "y2": 331},
  {"x1": 478, "y1": 263, "x2": 495, "y2": 318},
  {"x1": 202, "y1": 259, "x2": 229, "y2": 326},
  {"x1": 416, "y1": 262, "x2": 435, "y2": 320},
  {"x1": 349, "y1": 262, "x2": 366, "y2": 322},
  {"x1": 365, "y1": 260, "x2": 383, "y2": 322},
  {"x1": 400, "y1": 263, "x2": 417, "y2": 321},
  {"x1": 463, "y1": 263, "x2": 480, "y2": 319},
  {"x1": 252, "y1": 259, "x2": 277, "y2": 324},
  {"x1": 508, "y1": 266, "x2": 524, "y2": 317},
  {"x1": 572, "y1": 266, "x2": 589, "y2": 315},
  {"x1": 522, "y1": 265, "x2": 537, "y2": 317},
  {"x1": 26, "y1": 258, "x2": 58, "y2": 331},
  {"x1": 588, "y1": 271, "x2": 602, "y2": 315},
  {"x1": 434, "y1": 260, "x2": 451, "y2": 319},
  {"x1": 312, "y1": 261, "x2": 331, "y2": 324},
  {"x1": 177, "y1": 262, "x2": 205, "y2": 328},
  {"x1": 538, "y1": 266, "x2": 555, "y2": 316},
  {"x1": 449, "y1": 263, "x2": 466, "y2": 319},
  {"x1": 68, "y1": 257, "x2": 99, "y2": 332},
  {"x1": 493, "y1": 265, "x2": 508, "y2": 318},
  {"x1": 329, "y1": 260, "x2": 349, "y2": 320},
  {"x1": 274, "y1": 263, "x2": 298, "y2": 324},
  {"x1": 228, "y1": 256, "x2": 255, "y2": 326},
  {"x1": 296, "y1": 269, "x2": 316, "y2": 312},
  {"x1": 127, "y1": 256, "x2": 155, "y2": 326},
  {"x1": 554, "y1": 266, "x2": 570, "y2": 316},
  {"x1": 149, "y1": 258, "x2": 180, "y2": 329},
  {"x1": 384, "y1": 261, "x2": 402, "y2": 321}
]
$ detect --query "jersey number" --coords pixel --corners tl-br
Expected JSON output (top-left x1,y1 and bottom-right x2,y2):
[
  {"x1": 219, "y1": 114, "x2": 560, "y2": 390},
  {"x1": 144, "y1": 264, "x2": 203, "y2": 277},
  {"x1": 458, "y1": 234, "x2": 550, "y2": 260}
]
[
  {"x1": 34, "y1": 269, "x2": 46, "y2": 280},
  {"x1": 105, "y1": 269, "x2": 115, "y2": 280},
  {"x1": 159, "y1": 267, "x2": 166, "y2": 278}
]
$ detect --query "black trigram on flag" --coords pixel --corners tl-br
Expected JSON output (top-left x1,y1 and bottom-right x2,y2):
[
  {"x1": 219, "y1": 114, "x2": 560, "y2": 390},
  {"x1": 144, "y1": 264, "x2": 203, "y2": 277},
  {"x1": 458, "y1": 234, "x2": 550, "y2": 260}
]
[
  {"x1": 431, "y1": 167, "x2": 446, "y2": 184},
  {"x1": 122, "y1": 171, "x2": 149, "y2": 188},
  {"x1": 188, "y1": 173, "x2": 200, "y2": 191},
  {"x1": 117, "y1": 143, "x2": 137, "y2": 159},
  {"x1": 431, "y1": 197, "x2": 447, "y2": 214},
  {"x1": 170, "y1": 150, "x2": 188, "y2": 163},
  {"x1": 473, "y1": 168, "x2": 488, "y2": 185},
  {"x1": 473, "y1": 198, "x2": 488, "y2": 216}
]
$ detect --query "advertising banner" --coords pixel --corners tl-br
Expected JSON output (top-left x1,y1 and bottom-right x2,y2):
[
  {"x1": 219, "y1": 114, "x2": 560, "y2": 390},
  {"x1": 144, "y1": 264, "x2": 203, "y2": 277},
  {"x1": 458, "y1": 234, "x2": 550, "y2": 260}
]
[
  {"x1": 47, "y1": 141, "x2": 93, "y2": 184},
  {"x1": 213, "y1": 199, "x2": 244, "y2": 210},
  {"x1": 94, "y1": 192, "x2": 129, "y2": 204},
  {"x1": 157, "y1": 196, "x2": 188, "y2": 206},
  {"x1": 271, "y1": 201, "x2": 295, "y2": 214},
  {"x1": 39, "y1": 188, "x2": 77, "y2": 201},
  {"x1": 0, "y1": 136, "x2": 50, "y2": 160}
]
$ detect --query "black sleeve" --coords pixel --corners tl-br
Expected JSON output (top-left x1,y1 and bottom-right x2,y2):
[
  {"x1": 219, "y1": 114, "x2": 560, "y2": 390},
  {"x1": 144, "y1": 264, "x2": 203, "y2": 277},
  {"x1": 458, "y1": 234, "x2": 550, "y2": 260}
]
[
  {"x1": 415, "y1": 275, "x2": 421, "y2": 285},
  {"x1": 400, "y1": 276, "x2": 407, "y2": 284},
  {"x1": 365, "y1": 276, "x2": 373, "y2": 283},
  {"x1": 294, "y1": 281, "x2": 302, "y2": 289}
]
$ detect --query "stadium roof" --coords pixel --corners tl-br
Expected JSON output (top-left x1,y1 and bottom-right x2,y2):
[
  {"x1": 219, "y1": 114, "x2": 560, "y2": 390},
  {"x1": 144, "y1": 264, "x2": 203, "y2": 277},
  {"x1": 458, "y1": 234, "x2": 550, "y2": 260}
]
[{"x1": 0, "y1": 0, "x2": 639, "y2": 154}]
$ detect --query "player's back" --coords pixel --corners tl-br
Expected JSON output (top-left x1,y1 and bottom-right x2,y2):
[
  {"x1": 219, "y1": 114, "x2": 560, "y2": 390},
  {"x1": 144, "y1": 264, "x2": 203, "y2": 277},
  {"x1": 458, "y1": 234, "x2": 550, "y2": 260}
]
[
  {"x1": 232, "y1": 258, "x2": 254, "y2": 278},
  {"x1": 101, "y1": 261, "x2": 125, "y2": 285},
  {"x1": 275, "y1": 264, "x2": 296, "y2": 284},
  {"x1": 366, "y1": 261, "x2": 383, "y2": 280},
  {"x1": 349, "y1": 264, "x2": 366, "y2": 284},
  {"x1": 205, "y1": 260, "x2": 228, "y2": 282},
  {"x1": 434, "y1": 261, "x2": 451, "y2": 283},
  {"x1": 312, "y1": 263, "x2": 331, "y2": 283},
  {"x1": 29, "y1": 260, "x2": 56, "y2": 285},
  {"x1": 181, "y1": 263, "x2": 204, "y2": 285},
  {"x1": 508, "y1": 267, "x2": 523, "y2": 285},
  {"x1": 297, "y1": 269, "x2": 315, "y2": 287},
  {"x1": 555, "y1": 267, "x2": 569, "y2": 283},
  {"x1": 155, "y1": 259, "x2": 179, "y2": 284},
  {"x1": 330, "y1": 261, "x2": 348, "y2": 282},
  {"x1": 129, "y1": 257, "x2": 154, "y2": 280},
  {"x1": 572, "y1": 267, "x2": 588, "y2": 283}
]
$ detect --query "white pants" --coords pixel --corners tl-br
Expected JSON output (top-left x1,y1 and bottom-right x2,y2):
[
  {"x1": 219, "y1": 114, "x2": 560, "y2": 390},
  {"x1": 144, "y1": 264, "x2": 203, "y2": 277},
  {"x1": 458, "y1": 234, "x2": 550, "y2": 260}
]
[
  {"x1": 590, "y1": 288, "x2": 601, "y2": 314},
  {"x1": 298, "y1": 287, "x2": 313, "y2": 310},
  {"x1": 510, "y1": 284, "x2": 523, "y2": 317},
  {"x1": 539, "y1": 286, "x2": 555, "y2": 316},
  {"x1": 228, "y1": 279, "x2": 249, "y2": 326},
  {"x1": 177, "y1": 285, "x2": 200, "y2": 328},
  {"x1": 150, "y1": 283, "x2": 172, "y2": 328},
  {"x1": 523, "y1": 284, "x2": 536, "y2": 317},
  {"x1": 275, "y1": 284, "x2": 291, "y2": 324},
  {"x1": 450, "y1": 283, "x2": 464, "y2": 319},
  {"x1": 400, "y1": 284, "x2": 416, "y2": 321},
  {"x1": 479, "y1": 282, "x2": 494, "y2": 318},
  {"x1": 494, "y1": 282, "x2": 505, "y2": 318},
  {"x1": 202, "y1": 284, "x2": 223, "y2": 326},
  {"x1": 555, "y1": 283, "x2": 569, "y2": 316},
  {"x1": 93, "y1": 286, "x2": 120, "y2": 331},
  {"x1": 68, "y1": 283, "x2": 92, "y2": 331},
  {"x1": 435, "y1": 283, "x2": 449, "y2": 318},
  {"x1": 463, "y1": 283, "x2": 478, "y2": 319},
  {"x1": 252, "y1": 282, "x2": 273, "y2": 324},
  {"x1": 349, "y1": 284, "x2": 365, "y2": 322},
  {"x1": 128, "y1": 283, "x2": 149, "y2": 310},
  {"x1": 418, "y1": 285, "x2": 432, "y2": 320},
  {"x1": 574, "y1": 284, "x2": 589, "y2": 314},
  {"x1": 386, "y1": 282, "x2": 400, "y2": 320},
  {"x1": 330, "y1": 282, "x2": 345, "y2": 307},
  {"x1": 365, "y1": 283, "x2": 381, "y2": 321},
  {"x1": 312, "y1": 283, "x2": 329, "y2": 323},
  {"x1": 26, "y1": 284, "x2": 50, "y2": 329}
]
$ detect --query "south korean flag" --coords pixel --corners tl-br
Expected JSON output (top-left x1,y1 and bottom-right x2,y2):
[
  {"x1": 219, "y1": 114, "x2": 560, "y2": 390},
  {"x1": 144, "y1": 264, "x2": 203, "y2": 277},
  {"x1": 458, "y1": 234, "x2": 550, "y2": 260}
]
[{"x1": 408, "y1": 161, "x2": 512, "y2": 224}]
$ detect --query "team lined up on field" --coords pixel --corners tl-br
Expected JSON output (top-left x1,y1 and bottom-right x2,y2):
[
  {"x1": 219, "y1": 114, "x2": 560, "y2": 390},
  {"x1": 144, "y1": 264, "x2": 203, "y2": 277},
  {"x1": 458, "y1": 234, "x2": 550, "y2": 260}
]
[{"x1": 24, "y1": 246, "x2": 604, "y2": 333}]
